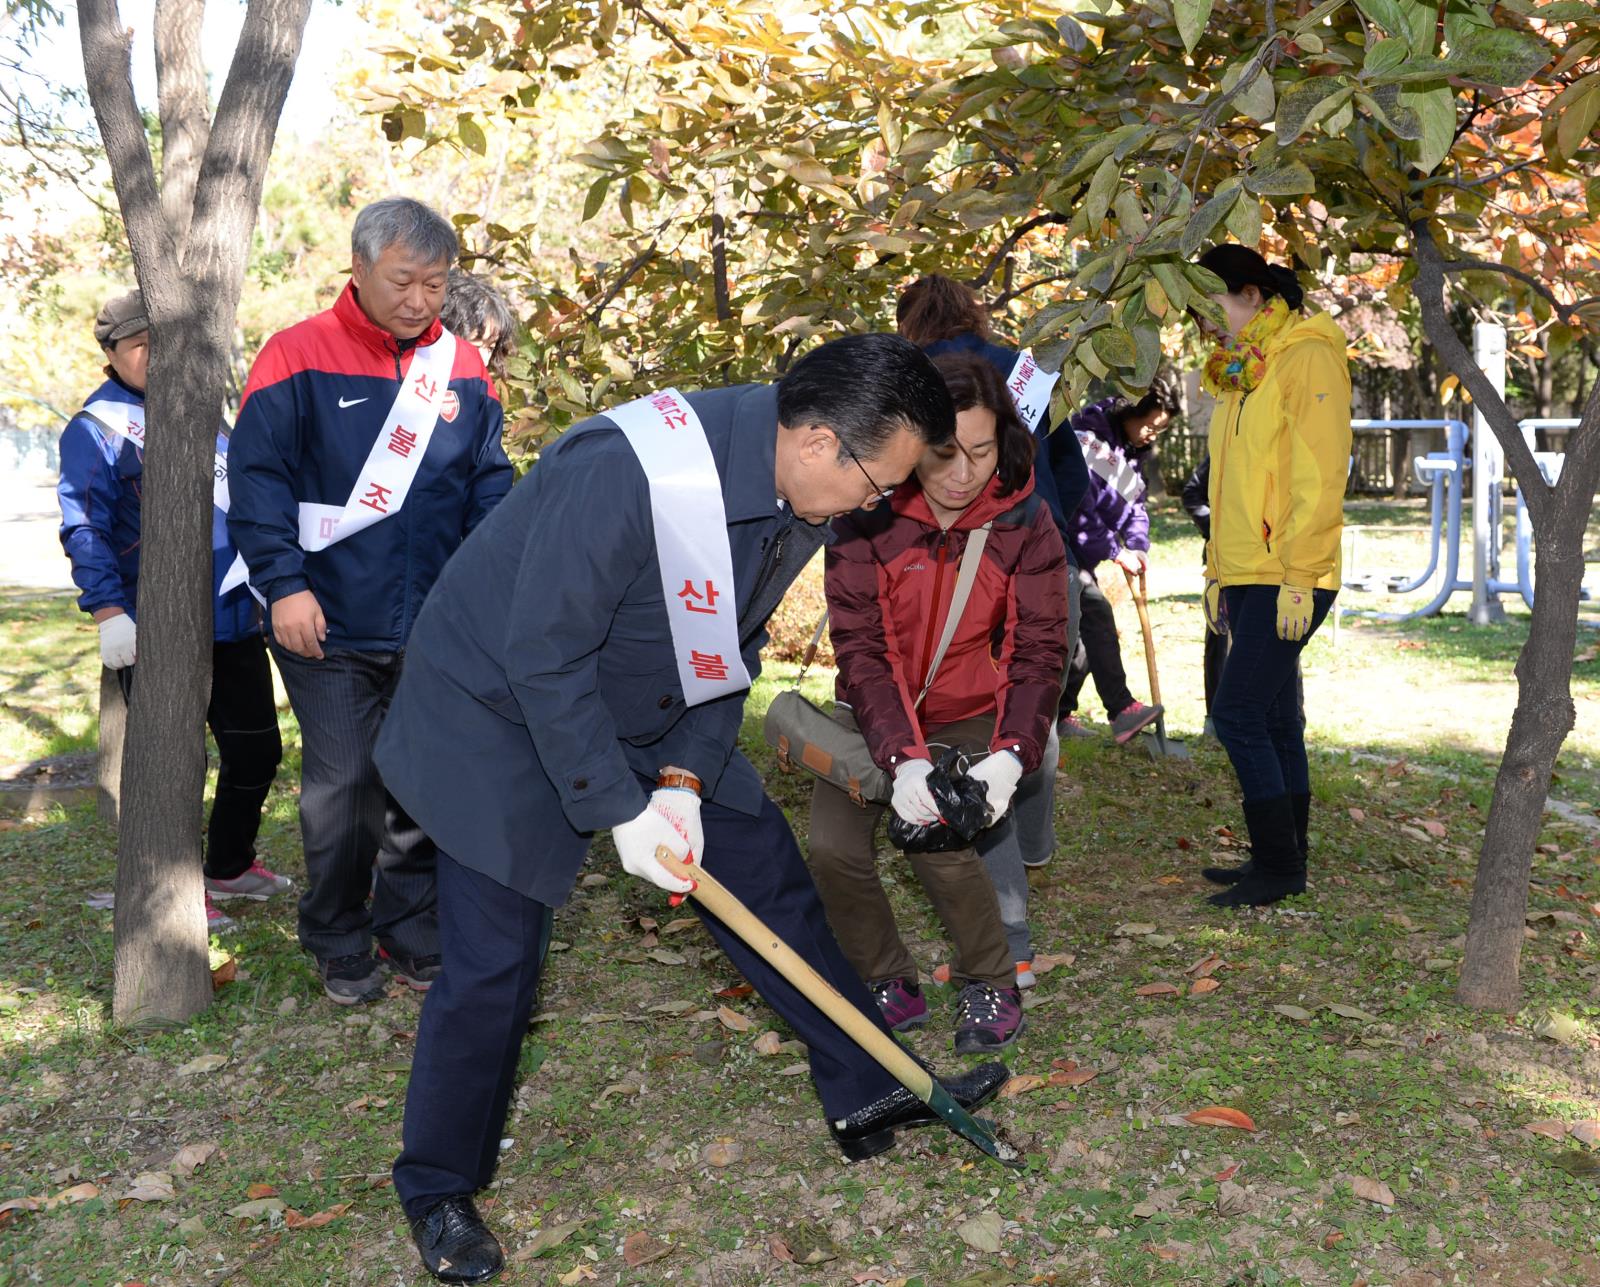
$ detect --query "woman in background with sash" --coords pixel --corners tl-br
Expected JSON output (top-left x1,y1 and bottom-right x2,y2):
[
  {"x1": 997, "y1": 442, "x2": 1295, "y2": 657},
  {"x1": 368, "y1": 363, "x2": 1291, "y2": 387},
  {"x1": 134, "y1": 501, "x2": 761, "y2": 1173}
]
[{"x1": 807, "y1": 351, "x2": 1068, "y2": 1055}]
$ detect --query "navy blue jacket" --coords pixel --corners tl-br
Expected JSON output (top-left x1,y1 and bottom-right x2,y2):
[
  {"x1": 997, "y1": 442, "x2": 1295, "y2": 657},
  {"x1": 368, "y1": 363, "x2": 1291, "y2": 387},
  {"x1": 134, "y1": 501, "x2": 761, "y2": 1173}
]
[
  {"x1": 57, "y1": 376, "x2": 259, "y2": 643},
  {"x1": 373, "y1": 383, "x2": 827, "y2": 904},
  {"x1": 922, "y1": 332, "x2": 1090, "y2": 563},
  {"x1": 226, "y1": 284, "x2": 513, "y2": 651}
]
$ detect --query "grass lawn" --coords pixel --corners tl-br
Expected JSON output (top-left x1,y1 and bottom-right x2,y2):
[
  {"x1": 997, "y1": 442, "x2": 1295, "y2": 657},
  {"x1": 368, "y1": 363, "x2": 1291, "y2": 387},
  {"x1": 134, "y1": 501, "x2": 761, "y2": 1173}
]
[{"x1": 3, "y1": 499, "x2": 1600, "y2": 1286}]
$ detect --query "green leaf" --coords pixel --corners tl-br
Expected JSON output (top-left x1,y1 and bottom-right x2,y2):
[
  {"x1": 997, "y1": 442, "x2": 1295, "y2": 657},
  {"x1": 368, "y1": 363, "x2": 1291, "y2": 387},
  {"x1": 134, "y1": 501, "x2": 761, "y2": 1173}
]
[
  {"x1": 1131, "y1": 320, "x2": 1162, "y2": 385},
  {"x1": 581, "y1": 177, "x2": 609, "y2": 222},
  {"x1": 1555, "y1": 72, "x2": 1600, "y2": 158},
  {"x1": 1359, "y1": 85, "x2": 1423, "y2": 139},
  {"x1": 1151, "y1": 261, "x2": 1191, "y2": 312},
  {"x1": 1402, "y1": 84, "x2": 1456, "y2": 173},
  {"x1": 1396, "y1": 0, "x2": 1438, "y2": 52},
  {"x1": 1449, "y1": 27, "x2": 1551, "y2": 88},
  {"x1": 457, "y1": 114, "x2": 487, "y2": 156},
  {"x1": 1226, "y1": 193, "x2": 1263, "y2": 246},
  {"x1": 1173, "y1": 0, "x2": 1216, "y2": 54},
  {"x1": 1245, "y1": 161, "x2": 1316, "y2": 195},
  {"x1": 1180, "y1": 187, "x2": 1240, "y2": 258},
  {"x1": 1277, "y1": 79, "x2": 1351, "y2": 143},
  {"x1": 1354, "y1": 0, "x2": 1407, "y2": 38},
  {"x1": 1363, "y1": 38, "x2": 1410, "y2": 78},
  {"x1": 1221, "y1": 61, "x2": 1275, "y2": 123},
  {"x1": 1091, "y1": 327, "x2": 1138, "y2": 369},
  {"x1": 1084, "y1": 155, "x2": 1120, "y2": 230},
  {"x1": 1113, "y1": 188, "x2": 1147, "y2": 237}
]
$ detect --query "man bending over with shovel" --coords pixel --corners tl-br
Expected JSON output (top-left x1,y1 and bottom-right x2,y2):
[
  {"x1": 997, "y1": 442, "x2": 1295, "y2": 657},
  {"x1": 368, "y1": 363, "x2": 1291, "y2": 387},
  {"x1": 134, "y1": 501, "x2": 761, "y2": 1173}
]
[{"x1": 373, "y1": 334, "x2": 1013, "y2": 1284}]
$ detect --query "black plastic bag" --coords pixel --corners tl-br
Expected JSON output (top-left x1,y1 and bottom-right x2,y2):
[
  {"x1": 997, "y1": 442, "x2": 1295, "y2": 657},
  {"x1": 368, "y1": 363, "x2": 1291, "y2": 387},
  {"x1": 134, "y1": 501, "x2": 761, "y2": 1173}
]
[{"x1": 887, "y1": 747, "x2": 992, "y2": 854}]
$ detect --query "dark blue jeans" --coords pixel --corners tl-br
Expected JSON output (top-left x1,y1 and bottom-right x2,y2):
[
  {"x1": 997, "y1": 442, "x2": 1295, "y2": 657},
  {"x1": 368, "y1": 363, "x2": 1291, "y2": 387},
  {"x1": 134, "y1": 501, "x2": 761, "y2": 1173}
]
[
  {"x1": 1212, "y1": 585, "x2": 1335, "y2": 802},
  {"x1": 394, "y1": 787, "x2": 903, "y2": 1219}
]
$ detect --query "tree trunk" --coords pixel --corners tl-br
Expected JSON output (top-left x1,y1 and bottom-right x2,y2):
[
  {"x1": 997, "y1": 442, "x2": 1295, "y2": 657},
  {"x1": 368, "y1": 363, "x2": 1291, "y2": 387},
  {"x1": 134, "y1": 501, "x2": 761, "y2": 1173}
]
[{"x1": 79, "y1": 0, "x2": 310, "y2": 1026}]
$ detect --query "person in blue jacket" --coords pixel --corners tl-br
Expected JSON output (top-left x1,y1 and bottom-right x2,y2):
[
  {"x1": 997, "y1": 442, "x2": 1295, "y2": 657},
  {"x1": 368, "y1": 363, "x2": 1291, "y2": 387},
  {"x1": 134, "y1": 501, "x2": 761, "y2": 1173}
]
[
  {"x1": 373, "y1": 335, "x2": 1012, "y2": 1284},
  {"x1": 58, "y1": 289, "x2": 286, "y2": 932},
  {"x1": 227, "y1": 198, "x2": 514, "y2": 1005}
]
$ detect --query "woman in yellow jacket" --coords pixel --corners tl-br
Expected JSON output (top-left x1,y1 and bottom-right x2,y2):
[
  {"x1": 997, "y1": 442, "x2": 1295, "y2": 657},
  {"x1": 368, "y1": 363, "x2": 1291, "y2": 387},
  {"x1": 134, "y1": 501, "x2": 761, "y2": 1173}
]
[{"x1": 1191, "y1": 245, "x2": 1352, "y2": 908}]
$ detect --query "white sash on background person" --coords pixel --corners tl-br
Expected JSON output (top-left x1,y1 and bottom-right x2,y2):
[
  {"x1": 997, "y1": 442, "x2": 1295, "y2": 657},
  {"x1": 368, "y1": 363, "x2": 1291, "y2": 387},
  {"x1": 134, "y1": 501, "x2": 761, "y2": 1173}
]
[
  {"x1": 1005, "y1": 349, "x2": 1060, "y2": 431},
  {"x1": 607, "y1": 387, "x2": 751, "y2": 706},
  {"x1": 296, "y1": 329, "x2": 458, "y2": 555},
  {"x1": 80, "y1": 398, "x2": 259, "y2": 599},
  {"x1": 1077, "y1": 428, "x2": 1147, "y2": 504}
]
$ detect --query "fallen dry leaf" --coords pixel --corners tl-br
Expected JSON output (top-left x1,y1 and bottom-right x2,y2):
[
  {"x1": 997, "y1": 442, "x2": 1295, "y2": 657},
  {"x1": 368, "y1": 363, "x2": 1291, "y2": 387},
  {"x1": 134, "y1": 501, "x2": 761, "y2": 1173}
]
[
  {"x1": 752, "y1": 1031, "x2": 783, "y2": 1057},
  {"x1": 1214, "y1": 1162, "x2": 1242, "y2": 1182},
  {"x1": 1568, "y1": 1121, "x2": 1600, "y2": 1146},
  {"x1": 175, "y1": 1053, "x2": 228, "y2": 1077},
  {"x1": 245, "y1": 1183, "x2": 278, "y2": 1200},
  {"x1": 1135, "y1": 982, "x2": 1181, "y2": 998},
  {"x1": 1190, "y1": 978, "x2": 1221, "y2": 996},
  {"x1": 768, "y1": 1234, "x2": 796, "y2": 1263},
  {"x1": 715, "y1": 1006, "x2": 753, "y2": 1032},
  {"x1": 1526, "y1": 1119, "x2": 1568, "y2": 1140},
  {"x1": 1322, "y1": 1230, "x2": 1345, "y2": 1250},
  {"x1": 1030, "y1": 952, "x2": 1076, "y2": 975},
  {"x1": 622, "y1": 1230, "x2": 673, "y2": 1268},
  {"x1": 661, "y1": 917, "x2": 699, "y2": 935},
  {"x1": 1116, "y1": 922, "x2": 1159, "y2": 937},
  {"x1": 0, "y1": 1197, "x2": 40, "y2": 1218},
  {"x1": 53, "y1": 1183, "x2": 100, "y2": 1205},
  {"x1": 1146, "y1": 1242, "x2": 1181, "y2": 1262},
  {"x1": 227, "y1": 1197, "x2": 286, "y2": 1221},
  {"x1": 509, "y1": 1219, "x2": 585, "y2": 1263},
  {"x1": 701, "y1": 1139, "x2": 743, "y2": 1168},
  {"x1": 1183, "y1": 1107, "x2": 1257, "y2": 1132},
  {"x1": 1155, "y1": 874, "x2": 1185, "y2": 885},
  {"x1": 210, "y1": 957, "x2": 237, "y2": 989},
  {"x1": 558, "y1": 1265, "x2": 597, "y2": 1285},
  {"x1": 119, "y1": 1172, "x2": 175, "y2": 1203},
  {"x1": 998, "y1": 1073, "x2": 1050, "y2": 1098},
  {"x1": 598, "y1": 1081, "x2": 642, "y2": 1103},
  {"x1": 284, "y1": 1202, "x2": 351, "y2": 1229},
  {"x1": 714, "y1": 983, "x2": 754, "y2": 999},
  {"x1": 169, "y1": 1142, "x2": 219, "y2": 1177},
  {"x1": 1186, "y1": 953, "x2": 1222, "y2": 978},
  {"x1": 1216, "y1": 1180, "x2": 1250, "y2": 1217},
  {"x1": 1049, "y1": 1066, "x2": 1099, "y2": 1088},
  {"x1": 1273, "y1": 1004, "x2": 1314, "y2": 1022},
  {"x1": 647, "y1": 948, "x2": 686, "y2": 966},
  {"x1": 955, "y1": 1209, "x2": 1004, "y2": 1253},
  {"x1": 1420, "y1": 819, "x2": 1447, "y2": 838},
  {"x1": 1351, "y1": 1176, "x2": 1395, "y2": 1207},
  {"x1": 1349, "y1": 807, "x2": 1366, "y2": 822},
  {"x1": 647, "y1": 1000, "x2": 699, "y2": 1016}
]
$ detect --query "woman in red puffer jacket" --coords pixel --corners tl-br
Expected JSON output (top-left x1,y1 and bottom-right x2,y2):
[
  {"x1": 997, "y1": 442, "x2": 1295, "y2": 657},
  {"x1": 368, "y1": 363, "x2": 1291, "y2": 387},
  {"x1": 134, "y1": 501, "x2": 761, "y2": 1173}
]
[{"x1": 805, "y1": 351, "x2": 1069, "y2": 1056}]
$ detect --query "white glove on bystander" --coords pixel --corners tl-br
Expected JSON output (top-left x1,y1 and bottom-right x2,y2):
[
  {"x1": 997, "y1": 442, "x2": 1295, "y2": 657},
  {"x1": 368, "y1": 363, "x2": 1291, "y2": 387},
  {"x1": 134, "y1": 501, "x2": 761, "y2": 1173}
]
[
  {"x1": 613, "y1": 791, "x2": 699, "y2": 893},
  {"x1": 969, "y1": 750, "x2": 1024, "y2": 822},
  {"x1": 891, "y1": 758, "x2": 939, "y2": 826},
  {"x1": 98, "y1": 613, "x2": 137, "y2": 669}
]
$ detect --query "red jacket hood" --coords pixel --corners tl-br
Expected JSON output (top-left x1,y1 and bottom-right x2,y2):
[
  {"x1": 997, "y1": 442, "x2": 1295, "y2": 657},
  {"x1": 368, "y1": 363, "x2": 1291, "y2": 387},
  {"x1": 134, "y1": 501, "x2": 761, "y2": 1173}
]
[{"x1": 889, "y1": 467, "x2": 1037, "y2": 532}]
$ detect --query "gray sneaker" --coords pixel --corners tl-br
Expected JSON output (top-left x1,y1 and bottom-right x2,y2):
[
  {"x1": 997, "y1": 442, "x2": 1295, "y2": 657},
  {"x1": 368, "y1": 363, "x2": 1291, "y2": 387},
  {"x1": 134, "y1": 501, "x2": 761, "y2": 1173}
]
[
  {"x1": 1110, "y1": 701, "x2": 1163, "y2": 745},
  {"x1": 205, "y1": 861, "x2": 294, "y2": 901},
  {"x1": 1057, "y1": 715, "x2": 1095, "y2": 740},
  {"x1": 317, "y1": 952, "x2": 386, "y2": 1006}
]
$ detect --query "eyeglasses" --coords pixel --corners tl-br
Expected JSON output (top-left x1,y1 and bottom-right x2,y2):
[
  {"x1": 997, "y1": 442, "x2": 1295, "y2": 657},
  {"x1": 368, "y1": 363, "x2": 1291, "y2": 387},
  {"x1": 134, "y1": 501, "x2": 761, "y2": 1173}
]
[{"x1": 837, "y1": 437, "x2": 896, "y2": 509}]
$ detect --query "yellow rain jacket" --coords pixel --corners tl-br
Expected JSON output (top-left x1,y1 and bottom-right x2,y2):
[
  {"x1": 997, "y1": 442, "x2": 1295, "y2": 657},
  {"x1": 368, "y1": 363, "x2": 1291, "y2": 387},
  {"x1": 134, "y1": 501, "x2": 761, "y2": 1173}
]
[{"x1": 1205, "y1": 311, "x2": 1352, "y2": 590}]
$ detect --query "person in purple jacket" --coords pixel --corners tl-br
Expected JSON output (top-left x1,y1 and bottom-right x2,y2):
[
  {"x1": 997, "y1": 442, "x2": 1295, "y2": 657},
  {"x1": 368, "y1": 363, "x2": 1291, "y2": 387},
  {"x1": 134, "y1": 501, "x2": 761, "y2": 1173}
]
[{"x1": 1059, "y1": 373, "x2": 1182, "y2": 744}]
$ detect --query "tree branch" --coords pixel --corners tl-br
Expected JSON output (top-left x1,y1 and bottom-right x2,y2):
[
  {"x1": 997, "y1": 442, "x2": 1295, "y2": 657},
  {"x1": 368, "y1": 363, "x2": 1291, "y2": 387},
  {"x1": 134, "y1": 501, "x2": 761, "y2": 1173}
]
[
  {"x1": 154, "y1": 0, "x2": 210, "y2": 252},
  {"x1": 620, "y1": 0, "x2": 693, "y2": 58},
  {"x1": 969, "y1": 211, "x2": 1074, "y2": 290},
  {"x1": 77, "y1": 0, "x2": 177, "y2": 272},
  {"x1": 1412, "y1": 221, "x2": 1552, "y2": 528},
  {"x1": 1436, "y1": 253, "x2": 1582, "y2": 326}
]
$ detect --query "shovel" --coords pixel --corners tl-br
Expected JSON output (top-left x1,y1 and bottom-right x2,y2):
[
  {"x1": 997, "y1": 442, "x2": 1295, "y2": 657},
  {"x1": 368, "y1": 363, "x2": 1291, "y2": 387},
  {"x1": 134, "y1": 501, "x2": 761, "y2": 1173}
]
[
  {"x1": 655, "y1": 845, "x2": 1022, "y2": 1169},
  {"x1": 1124, "y1": 566, "x2": 1191, "y2": 761}
]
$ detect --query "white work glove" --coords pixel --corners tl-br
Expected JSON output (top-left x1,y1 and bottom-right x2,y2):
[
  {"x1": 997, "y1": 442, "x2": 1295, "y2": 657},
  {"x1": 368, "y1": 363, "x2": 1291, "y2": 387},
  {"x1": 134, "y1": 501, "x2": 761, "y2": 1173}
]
[
  {"x1": 649, "y1": 786, "x2": 704, "y2": 869},
  {"x1": 891, "y1": 758, "x2": 939, "y2": 826},
  {"x1": 612, "y1": 790, "x2": 700, "y2": 894},
  {"x1": 969, "y1": 750, "x2": 1024, "y2": 823},
  {"x1": 98, "y1": 613, "x2": 137, "y2": 669}
]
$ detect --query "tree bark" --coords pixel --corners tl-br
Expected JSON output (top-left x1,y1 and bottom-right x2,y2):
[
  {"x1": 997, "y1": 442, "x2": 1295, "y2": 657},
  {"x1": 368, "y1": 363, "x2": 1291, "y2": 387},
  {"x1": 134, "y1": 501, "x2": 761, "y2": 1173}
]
[
  {"x1": 154, "y1": 0, "x2": 210, "y2": 251},
  {"x1": 79, "y1": 0, "x2": 309, "y2": 1027},
  {"x1": 1413, "y1": 223, "x2": 1600, "y2": 1010},
  {"x1": 96, "y1": 667, "x2": 125, "y2": 827}
]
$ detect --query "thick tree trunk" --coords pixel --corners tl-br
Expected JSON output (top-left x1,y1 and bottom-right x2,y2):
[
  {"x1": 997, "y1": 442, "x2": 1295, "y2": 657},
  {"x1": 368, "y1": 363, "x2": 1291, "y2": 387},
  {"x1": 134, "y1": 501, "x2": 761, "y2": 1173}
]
[
  {"x1": 96, "y1": 667, "x2": 125, "y2": 826},
  {"x1": 79, "y1": 0, "x2": 309, "y2": 1026},
  {"x1": 154, "y1": 0, "x2": 210, "y2": 249}
]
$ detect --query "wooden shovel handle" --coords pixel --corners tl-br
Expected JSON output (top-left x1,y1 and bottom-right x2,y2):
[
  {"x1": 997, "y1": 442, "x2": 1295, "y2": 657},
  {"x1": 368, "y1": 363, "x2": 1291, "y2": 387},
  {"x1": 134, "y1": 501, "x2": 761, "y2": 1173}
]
[
  {"x1": 1123, "y1": 566, "x2": 1163, "y2": 708},
  {"x1": 654, "y1": 845, "x2": 934, "y2": 1101}
]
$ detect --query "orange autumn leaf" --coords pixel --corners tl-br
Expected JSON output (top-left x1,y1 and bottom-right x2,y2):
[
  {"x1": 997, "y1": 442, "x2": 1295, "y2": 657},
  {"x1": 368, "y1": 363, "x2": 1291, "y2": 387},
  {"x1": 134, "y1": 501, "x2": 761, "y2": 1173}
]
[
  {"x1": 1190, "y1": 978, "x2": 1221, "y2": 995},
  {"x1": 284, "y1": 1202, "x2": 351, "y2": 1229},
  {"x1": 245, "y1": 1183, "x2": 278, "y2": 1200},
  {"x1": 998, "y1": 1073, "x2": 1050, "y2": 1098},
  {"x1": 1049, "y1": 1066, "x2": 1099, "y2": 1087},
  {"x1": 1187, "y1": 953, "x2": 1222, "y2": 978},
  {"x1": 1135, "y1": 982, "x2": 1181, "y2": 998},
  {"x1": 1183, "y1": 1107, "x2": 1257, "y2": 1131}
]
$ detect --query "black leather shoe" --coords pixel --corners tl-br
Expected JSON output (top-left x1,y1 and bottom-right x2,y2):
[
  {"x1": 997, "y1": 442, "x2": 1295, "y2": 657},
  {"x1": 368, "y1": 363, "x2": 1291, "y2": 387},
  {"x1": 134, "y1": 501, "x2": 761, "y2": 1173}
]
[
  {"x1": 409, "y1": 1195, "x2": 504, "y2": 1284},
  {"x1": 828, "y1": 1061, "x2": 1010, "y2": 1161}
]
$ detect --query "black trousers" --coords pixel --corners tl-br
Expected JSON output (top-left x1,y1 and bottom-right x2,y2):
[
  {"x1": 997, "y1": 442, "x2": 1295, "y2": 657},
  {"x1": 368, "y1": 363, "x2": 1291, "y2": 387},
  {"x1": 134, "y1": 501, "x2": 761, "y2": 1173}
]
[
  {"x1": 393, "y1": 787, "x2": 904, "y2": 1219},
  {"x1": 269, "y1": 644, "x2": 437, "y2": 961},
  {"x1": 1061, "y1": 569, "x2": 1134, "y2": 719},
  {"x1": 118, "y1": 635, "x2": 282, "y2": 880},
  {"x1": 1203, "y1": 624, "x2": 1229, "y2": 714}
]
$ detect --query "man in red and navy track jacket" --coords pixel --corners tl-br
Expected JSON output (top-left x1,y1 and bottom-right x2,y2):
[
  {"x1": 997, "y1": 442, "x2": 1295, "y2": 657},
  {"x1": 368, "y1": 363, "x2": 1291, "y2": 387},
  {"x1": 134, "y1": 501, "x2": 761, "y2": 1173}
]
[{"x1": 227, "y1": 196, "x2": 513, "y2": 1006}]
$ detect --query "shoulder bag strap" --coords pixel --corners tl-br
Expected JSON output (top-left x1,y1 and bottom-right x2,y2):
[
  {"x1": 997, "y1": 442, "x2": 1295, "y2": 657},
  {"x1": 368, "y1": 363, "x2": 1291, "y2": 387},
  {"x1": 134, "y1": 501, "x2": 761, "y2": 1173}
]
[{"x1": 914, "y1": 521, "x2": 992, "y2": 710}]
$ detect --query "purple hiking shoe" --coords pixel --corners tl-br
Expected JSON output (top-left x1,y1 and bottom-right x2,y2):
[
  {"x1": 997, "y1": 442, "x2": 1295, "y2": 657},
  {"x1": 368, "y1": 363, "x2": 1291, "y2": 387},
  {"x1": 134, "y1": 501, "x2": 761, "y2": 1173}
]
[
  {"x1": 870, "y1": 977, "x2": 929, "y2": 1032},
  {"x1": 954, "y1": 981, "x2": 1024, "y2": 1054}
]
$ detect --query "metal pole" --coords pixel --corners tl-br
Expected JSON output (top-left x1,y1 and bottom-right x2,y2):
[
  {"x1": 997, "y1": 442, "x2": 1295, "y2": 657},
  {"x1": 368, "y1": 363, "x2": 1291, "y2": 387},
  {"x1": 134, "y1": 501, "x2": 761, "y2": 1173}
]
[{"x1": 1469, "y1": 323, "x2": 1507, "y2": 624}]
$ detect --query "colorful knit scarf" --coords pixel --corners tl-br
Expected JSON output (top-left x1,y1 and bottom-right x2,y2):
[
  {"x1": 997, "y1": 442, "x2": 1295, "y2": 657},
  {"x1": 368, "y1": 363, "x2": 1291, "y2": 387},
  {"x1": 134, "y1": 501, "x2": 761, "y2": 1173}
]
[{"x1": 1201, "y1": 297, "x2": 1295, "y2": 395}]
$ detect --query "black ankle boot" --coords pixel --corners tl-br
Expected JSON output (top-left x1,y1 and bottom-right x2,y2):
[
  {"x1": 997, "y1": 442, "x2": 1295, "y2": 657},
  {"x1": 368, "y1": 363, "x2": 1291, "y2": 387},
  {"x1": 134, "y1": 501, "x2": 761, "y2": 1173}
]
[
  {"x1": 1202, "y1": 791, "x2": 1312, "y2": 886},
  {"x1": 409, "y1": 1195, "x2": 504, "y2": 1283},
  {"x1": 1207, "y1": 795, "x2": 1305, "y2": 908},
  {"x1": 828, "y1": 1061, "x2": 1010, "y2": 1160}
]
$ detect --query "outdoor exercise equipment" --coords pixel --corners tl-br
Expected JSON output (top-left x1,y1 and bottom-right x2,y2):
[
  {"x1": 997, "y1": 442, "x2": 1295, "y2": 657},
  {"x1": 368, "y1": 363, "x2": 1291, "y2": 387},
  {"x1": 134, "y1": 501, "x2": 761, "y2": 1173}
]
[{"x1": 653, "y1": 845, "x2": 1024, "y2": 1169}]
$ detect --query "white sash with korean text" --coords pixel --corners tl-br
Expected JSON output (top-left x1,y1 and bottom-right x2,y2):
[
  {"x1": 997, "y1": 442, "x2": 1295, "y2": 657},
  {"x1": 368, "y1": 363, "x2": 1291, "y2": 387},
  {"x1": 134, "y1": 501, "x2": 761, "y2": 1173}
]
[
  {"x1": 296, "y1": 330, "x2": 457, "y2": 554},
  {"x1": 82, "y1": 398, "x2": 258, "y2": 598},
  {"x1": 607, "y1": 388, "x2": 751, "y2": 706},
  {"x1": 1005, "y1": 349, "x2": 1059, "y2": 431}
]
